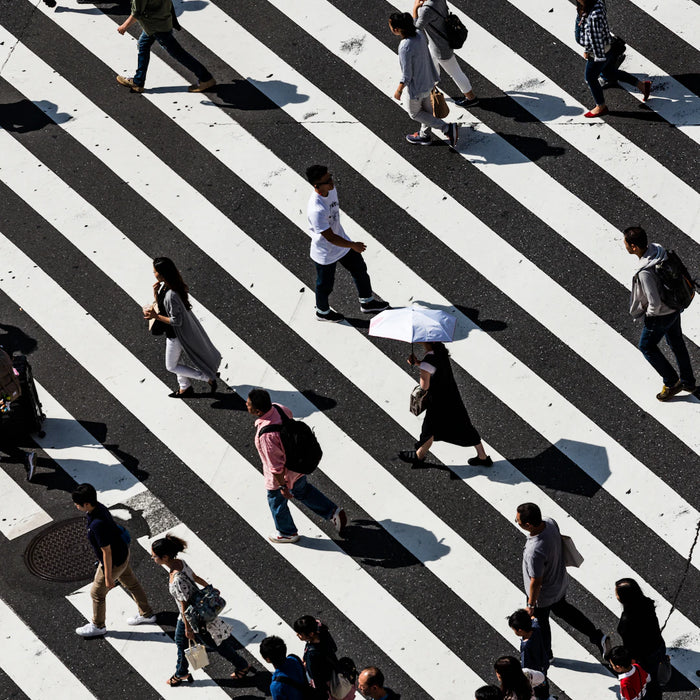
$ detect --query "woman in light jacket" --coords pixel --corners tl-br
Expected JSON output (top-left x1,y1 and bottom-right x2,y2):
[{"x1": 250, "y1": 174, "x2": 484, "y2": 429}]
[
  {"x1": 389, "y1": 12, "x2": 459, "y2": 149},
  {"x1": 144, "y1": 257, "x2": 221, "y2": 397},
  {"x1": 575, "y1": 0, "x2": 651, "y2": 117},
  {"x1": 412, "y1": 0, "x2": 478, "y2": 108}
]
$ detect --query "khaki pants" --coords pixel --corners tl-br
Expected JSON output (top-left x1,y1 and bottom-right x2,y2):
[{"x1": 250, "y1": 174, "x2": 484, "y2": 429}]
[{"x1": 91, "y1": 553, "x2": 152, "y2": 628}]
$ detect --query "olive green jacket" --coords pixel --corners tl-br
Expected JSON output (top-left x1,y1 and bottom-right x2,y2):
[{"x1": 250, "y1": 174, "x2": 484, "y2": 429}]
[{"x1": 131, "y1": 0, "x2": 173, "y2": 35}]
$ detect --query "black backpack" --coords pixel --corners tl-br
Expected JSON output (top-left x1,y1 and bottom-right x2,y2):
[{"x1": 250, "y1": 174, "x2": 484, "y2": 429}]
[
  {"x1": 258, "y1": 405, "x2": 323, "y2": 474},
  {"x1": 654, "y1": 250, "x2": 697, "y2": 310},
  {"x1": 432, "y1": 4, "x2": 469, "y2": 49}
]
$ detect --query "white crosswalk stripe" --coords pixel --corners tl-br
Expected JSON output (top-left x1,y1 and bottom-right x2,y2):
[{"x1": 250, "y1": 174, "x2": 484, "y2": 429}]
[{"x1": 0, "y1": 0, "x2": 698, "y2": 698}]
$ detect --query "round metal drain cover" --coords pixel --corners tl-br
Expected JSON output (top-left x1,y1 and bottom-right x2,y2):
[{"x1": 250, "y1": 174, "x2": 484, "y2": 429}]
[{"x1": 24, "y1": 517, "x2": 95, "y2": 582}]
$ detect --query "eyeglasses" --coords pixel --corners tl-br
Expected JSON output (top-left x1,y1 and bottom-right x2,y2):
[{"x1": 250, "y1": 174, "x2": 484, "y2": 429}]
[{"x1": 315, "y1": 174, "x2": 333, "y2": 186}]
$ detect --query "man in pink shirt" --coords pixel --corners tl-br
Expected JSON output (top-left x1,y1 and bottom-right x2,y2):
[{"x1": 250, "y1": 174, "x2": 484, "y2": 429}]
[{"x1": 247, "y1": 389, "x2": 347, "y2": 544}]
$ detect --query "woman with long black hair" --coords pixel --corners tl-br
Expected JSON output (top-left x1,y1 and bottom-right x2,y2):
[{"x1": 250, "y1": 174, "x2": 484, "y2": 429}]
[
  {"x1": 615, "y1": 578, "x2": 667, "y2": 695},
  {"x1": 494, "y1": 656, "x2": 545, "y2": 700},
  {"x1": 399, "y1": 341, "x2": 491, "y2": 466},
  {"x1": 293, "y1": 615, "x2": 356, "y2": 700},
  {"x1": 575, "y1": 0, "x2": 651, "y2": 117},
  {"x1": 144, "y1": 257, "x2": 221, "y2": 397}
]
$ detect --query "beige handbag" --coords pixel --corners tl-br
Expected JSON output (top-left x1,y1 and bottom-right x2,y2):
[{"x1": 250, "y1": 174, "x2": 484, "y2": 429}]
[
  {"x1": 430, "y1": 87, "x2": 450, "y2": 118},
  {"x1": 144, "y1": 299, "x2": 167, "y2": 336},
  {"x1": 410, "y1": 385, "x2": 428, "y2": 416},
  {"x1": 184, "y1": 640, "x2": 210, "y2": 670}
]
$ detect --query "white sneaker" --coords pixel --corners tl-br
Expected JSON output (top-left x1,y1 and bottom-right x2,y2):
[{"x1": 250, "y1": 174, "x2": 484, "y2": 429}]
[
  {"x1": 331, "y1": 507, "x2": 347, "y2": 535},
  {"x1": 75, "y1": 622, "x2": 106, "y2": 637},
  {"x1": 268, "y1": 533, "x2": 300, "y2": 544},
  {"x1": 126, "y1": 614, "x2": 157, "y2": 625}
]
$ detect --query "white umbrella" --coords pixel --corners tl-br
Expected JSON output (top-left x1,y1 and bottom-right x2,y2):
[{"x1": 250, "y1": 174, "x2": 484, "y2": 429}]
[{"x1": 368, "y1": 306, "x2": 456, "y2": 343}]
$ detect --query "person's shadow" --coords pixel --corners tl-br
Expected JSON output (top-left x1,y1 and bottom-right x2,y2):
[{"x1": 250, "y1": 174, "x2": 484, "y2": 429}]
[
  {"x1": 0, "y1": 323, "x2": 38, "y2": 355},
  {"x1": 207, "y1": 79, "x2": 309, "y2": 111}
]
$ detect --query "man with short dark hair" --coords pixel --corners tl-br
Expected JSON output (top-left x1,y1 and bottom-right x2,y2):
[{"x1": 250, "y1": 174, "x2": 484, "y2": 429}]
[
  {"x1": 72, "y1": 483, "x2": 155, "y2": 637},
  {"x1": 306, "y1": 165, "x2": 389, "y2": 323},
  {"x1": 516, "y1": 502, "x2": 608, "y2": 661},
  {"x1": 247, "y1": 389, "x2": 346, "y2": 543},
  {"x1": 260, "y1": 635, "x2": 309, "y2": 699},
  {"x1": 624, "y1": 225, "x2": 696, "y2": 400},
  {"x1": 357, "y1": 666, "x2": 400, "y2": 699}
]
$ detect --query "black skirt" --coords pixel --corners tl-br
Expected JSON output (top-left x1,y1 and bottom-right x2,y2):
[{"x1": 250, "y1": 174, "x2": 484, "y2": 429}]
[{"x1": 416, "y1": 351, "x2": 481, "y2": 448}]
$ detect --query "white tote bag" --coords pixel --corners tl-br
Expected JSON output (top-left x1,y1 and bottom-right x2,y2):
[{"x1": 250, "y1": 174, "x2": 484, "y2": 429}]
[{"x1": 184, "y1": 640, "x2": 210, "y2": 670}]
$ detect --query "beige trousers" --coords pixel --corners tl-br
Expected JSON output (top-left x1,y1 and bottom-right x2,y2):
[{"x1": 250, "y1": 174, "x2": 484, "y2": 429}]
[{"x1": 91, "y1": 553, "x2": 153, "y2": 628}]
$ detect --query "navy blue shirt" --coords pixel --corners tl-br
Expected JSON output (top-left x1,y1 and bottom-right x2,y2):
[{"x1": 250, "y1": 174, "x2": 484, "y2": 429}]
[
  {"x1": 86, "y1": 503, "x2": 128, "y2": 567},
  {"x1": 521, "y1": 619, "x2": 549, "y2": 674},
  {"x1": 270, "y1": 655, "x2": 308, "y2": 700}
]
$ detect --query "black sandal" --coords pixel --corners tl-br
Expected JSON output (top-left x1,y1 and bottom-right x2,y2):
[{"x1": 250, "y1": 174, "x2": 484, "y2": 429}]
[
  {"x1": 166, "y1": 674, "x2": 193, "y2": 686},
  {"x1": 230, "y1": 665, "x2": 253, "y2": 680},
  {"x1": 398, "y1": 450, "x2": 425, "y2": 463}
]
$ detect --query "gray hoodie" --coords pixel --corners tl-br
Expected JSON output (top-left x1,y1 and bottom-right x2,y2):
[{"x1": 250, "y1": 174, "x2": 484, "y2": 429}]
[{"x1": 629, "y1": 242, "x2": 676, "y2": 318}]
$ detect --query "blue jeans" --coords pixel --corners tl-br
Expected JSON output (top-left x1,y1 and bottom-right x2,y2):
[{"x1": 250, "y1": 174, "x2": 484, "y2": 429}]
[
  {"x1": 315, "y1": 249, "x2": 373, "y2": 313},
  {"x1": 134, "y1": 30, "x2": 212, "y2": 88},
  {"x1": 267, "y1": 476, "x2": 336, "y2": 536},
  {"x1": 584, "y1": 55, "x2": 639, "y2": 105},
  {"x1": 639, "y1": 311, "x2": 695, "y2": 386},
  {"x1": 174, "y1": 617, "x2": 247, "y2": 678}
]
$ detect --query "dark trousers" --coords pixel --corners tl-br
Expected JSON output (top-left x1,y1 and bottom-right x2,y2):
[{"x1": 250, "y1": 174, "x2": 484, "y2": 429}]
[
  {"x1": 314, "y1": 249, "x2": 372, "y2": 312},
  {"x1": 134, "y1": 30, "x2": 212, "y2": 88},
  {"x1": 585, "y1": 54, "x2": 639, "y2": 105},
  {"x1": 639, "y1": 311, "x2": 695, "y2": 387},
  {"x1": 534, "y1": 595, "x2": 600, "y2": 658},
  {"x1": 174, "y1": 617, "x2": 247, "y2": 677}
]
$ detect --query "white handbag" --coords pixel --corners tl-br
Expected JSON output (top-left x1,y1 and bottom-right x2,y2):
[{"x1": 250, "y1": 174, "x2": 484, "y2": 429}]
[{"x1": 184, "y1": 640, "x2": 210, "y2": 670}]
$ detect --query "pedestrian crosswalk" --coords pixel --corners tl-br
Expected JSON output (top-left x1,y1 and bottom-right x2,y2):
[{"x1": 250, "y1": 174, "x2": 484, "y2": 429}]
[{"x1": 0, "y1": 0, "x2": 698, "y2": 697}]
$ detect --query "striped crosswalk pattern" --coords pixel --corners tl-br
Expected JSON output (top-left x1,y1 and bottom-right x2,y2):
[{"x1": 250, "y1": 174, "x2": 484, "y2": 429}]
[{"x1": 0, "y1": 0, "x2": 698, "y2": 697}]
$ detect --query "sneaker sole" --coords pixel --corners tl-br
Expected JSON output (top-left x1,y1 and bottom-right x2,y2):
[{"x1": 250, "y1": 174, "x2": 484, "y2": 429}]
[
  {"x1": 360, "y1": 306, "x2": 389, "y2": 314},
  {"x1": 316, "y1": 316, "x2": 343, "y2": 322}
]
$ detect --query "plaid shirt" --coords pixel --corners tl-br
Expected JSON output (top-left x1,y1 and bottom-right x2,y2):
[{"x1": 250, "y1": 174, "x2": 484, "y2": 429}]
[{"x1": 578, "y1": 0, "x2": 611, "y2": 62}]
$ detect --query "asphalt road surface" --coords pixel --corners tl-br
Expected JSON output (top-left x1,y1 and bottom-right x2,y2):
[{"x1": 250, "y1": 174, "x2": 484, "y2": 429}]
[{"x1": 0, "y1": 0, "x2": 699, "y2": 698}]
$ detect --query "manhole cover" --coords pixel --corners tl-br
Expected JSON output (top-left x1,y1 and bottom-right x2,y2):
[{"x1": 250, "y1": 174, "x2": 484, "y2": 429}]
[{"x1": 24, "y1": 517, "x2": 96, "y2": 582}]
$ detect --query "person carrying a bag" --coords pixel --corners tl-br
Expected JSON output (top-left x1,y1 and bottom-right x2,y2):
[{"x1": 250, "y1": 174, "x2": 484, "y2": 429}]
[
  {"x1": 575, "y1": 0, "x2": 651, "y2": 117},
  {"x1": 143, "y1": 257, "x2": 221, "y2": 398},
  {"x1": 150, "y1": 534, "x2": 253, "y2": 686},
  {"x1": 293, "y1": 616, "x2": 356, "y2": 700},
  {"x1": 389, "y1": 12, "x2": 459, "y2": 148},
  {"x1": 412, "y1": 0, "x2": 479, "y2": 108},
  {"x1": 615, "y1": 578, "x2": 669, "y2": 695},
  {"x1": 398, "y1": 341, "x2": 491, "y2": 466}
]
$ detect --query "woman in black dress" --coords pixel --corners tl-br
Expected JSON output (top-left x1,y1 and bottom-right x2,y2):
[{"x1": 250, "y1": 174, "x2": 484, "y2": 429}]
[
  {"x1": 399, "y1": 341, "x2": 491, "y2": 466},
  {"x1": 615, "y1": 578, "x2": 667, "y2": 695}
]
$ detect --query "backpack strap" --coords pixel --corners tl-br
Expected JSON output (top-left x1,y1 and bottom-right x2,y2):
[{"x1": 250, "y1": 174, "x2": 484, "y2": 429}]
[{"x1": 257, "y1": 405, "x2": 288, "y2": 437}]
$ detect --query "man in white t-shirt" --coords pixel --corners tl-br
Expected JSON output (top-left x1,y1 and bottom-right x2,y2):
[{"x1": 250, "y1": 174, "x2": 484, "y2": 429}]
[{"x1": 306, "y1": 165, "x2": 389, "y2": 322}]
